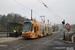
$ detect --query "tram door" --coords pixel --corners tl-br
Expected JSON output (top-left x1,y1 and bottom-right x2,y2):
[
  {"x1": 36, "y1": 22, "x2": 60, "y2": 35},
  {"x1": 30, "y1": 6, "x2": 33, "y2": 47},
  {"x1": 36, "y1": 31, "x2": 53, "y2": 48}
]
[
  {"x1": 49, "y1": 27, "x2": 51, "y2": 35},
  {"x1": 43, "y1": 26, "x2": 45, "y2": 36},
  {"x1": 40, "y1": 25, "x2": 43, "y2": 37},
  {"x1": 40, "y1": 25, "x2": 45, "y2": 37}
]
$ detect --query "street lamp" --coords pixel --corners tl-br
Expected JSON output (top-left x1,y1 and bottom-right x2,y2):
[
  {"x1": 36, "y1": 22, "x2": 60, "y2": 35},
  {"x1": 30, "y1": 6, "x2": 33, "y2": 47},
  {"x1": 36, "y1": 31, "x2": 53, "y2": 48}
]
[{"x1": 7, "y1": 20, "x2": 9, "y2": 38}]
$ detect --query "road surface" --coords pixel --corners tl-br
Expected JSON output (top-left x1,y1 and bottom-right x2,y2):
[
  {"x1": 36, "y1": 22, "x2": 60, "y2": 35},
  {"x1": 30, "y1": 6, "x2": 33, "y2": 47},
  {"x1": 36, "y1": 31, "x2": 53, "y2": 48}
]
[{"x1": 0, "y1": 31, "x2": 75, "y2": 50}]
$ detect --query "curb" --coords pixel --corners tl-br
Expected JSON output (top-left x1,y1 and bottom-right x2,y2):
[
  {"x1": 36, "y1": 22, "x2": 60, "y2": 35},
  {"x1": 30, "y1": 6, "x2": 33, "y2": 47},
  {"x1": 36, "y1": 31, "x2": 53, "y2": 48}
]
[
  {"x1": 60, "y1": 39, "x2": 73, "y2": 44},
  {"x1": 61, "y1": 40, "x2": 73, "y2": 44}
]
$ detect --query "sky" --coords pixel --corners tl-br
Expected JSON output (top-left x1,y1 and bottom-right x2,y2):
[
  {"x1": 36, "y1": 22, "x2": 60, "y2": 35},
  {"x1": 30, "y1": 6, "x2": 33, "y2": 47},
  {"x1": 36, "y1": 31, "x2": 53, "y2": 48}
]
[{"x1": 0, "y1": 0, "x2": 75, "y2": 25}]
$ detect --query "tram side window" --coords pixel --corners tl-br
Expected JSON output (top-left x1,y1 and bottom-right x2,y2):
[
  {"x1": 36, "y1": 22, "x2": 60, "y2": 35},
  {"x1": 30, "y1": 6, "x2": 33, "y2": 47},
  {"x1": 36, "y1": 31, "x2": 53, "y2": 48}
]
[
  {"x1": 48, "y1": 27, "x2": 49, "y2": 32},
  {"x1": 34, "y1": 26, "x2": 36, "y2": 32},
  {"x1": 49, "y1": 27, "x2": 50, "y2": 33},
  {"x1": 45, "y1": 27, "x2": 46, "y2": 31},
  {"x1": 37, "y1": 26, "x2": 38, "y2": 31},
  {"x1": 31, "y1": 24, "x2": 33, "y2": 31}
]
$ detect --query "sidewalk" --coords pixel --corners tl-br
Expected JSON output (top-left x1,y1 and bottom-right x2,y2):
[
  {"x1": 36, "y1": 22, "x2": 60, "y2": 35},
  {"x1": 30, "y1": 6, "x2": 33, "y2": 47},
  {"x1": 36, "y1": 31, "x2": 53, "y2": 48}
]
[
  {"x1": 60, "y1": 31, "x2": 75, "y2": 44},
  {"x1": 65, "y1": 31, "x2": 74, "y2": 33},
  {"x1": 0, "y1": 36, "x2": 22, "y2": 43},
  {"x1": 53, "y1": 31, "x2": 74, "y2": 34},
  {"x1": 60, "y1": 38, "x2": 73, "y2": 44}
]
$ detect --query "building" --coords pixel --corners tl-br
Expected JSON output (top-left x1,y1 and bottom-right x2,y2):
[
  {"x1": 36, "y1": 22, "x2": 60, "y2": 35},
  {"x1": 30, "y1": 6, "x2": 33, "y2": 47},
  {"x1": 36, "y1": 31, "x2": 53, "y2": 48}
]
[{"x1": 57, "y1": 24, "x2": 63, "y2": 31}]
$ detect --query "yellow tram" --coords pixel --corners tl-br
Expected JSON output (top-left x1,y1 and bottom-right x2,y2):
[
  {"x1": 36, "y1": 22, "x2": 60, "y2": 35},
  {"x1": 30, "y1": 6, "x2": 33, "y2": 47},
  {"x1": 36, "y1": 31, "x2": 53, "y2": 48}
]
[{"x1": 22, "y1": 20, "x2": 53, "y2": 38}]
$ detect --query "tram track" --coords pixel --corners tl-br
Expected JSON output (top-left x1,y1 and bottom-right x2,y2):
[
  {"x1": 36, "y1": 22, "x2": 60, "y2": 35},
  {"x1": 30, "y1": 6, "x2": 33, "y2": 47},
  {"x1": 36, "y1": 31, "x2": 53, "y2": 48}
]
[
  {"x1": 0, "y1": 32, "x2": 60, "y2": 50},
  {"x1": 16, "y1": 33, "x2": 60, "y2": 50},
  {"x1": 35, "y1": 34, "x2": 61, "y2": 50}
]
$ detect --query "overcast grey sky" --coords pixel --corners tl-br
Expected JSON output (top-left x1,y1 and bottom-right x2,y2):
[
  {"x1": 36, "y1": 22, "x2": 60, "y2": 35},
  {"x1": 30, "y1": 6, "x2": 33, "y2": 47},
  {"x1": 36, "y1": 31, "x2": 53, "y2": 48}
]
[{"x1": 0, "y1": 0, "x2": 75, "y2": 25}]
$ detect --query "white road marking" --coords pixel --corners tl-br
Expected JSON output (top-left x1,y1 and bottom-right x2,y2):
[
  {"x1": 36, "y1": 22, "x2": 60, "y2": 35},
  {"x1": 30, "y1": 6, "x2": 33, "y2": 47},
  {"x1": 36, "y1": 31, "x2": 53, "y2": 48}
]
[
  {"x1": 16, "y1": 40, "x2": 42, "y2": 50},
  {"x1": 16, "y1": 44, "x2": 31, "y2": 50}
]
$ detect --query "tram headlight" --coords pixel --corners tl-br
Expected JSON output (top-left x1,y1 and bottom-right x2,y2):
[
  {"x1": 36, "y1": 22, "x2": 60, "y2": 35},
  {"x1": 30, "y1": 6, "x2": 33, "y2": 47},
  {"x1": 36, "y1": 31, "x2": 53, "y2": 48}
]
[{"x1": 28, "y1": 33, "x2": 30, "y2": 35}]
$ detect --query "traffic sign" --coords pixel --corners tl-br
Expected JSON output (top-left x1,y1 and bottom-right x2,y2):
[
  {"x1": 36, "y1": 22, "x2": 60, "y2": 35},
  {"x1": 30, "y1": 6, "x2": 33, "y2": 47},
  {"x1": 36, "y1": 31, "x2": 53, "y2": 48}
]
[{"x1": 65, "y1": 23, "x2": 70, "y2": 29}]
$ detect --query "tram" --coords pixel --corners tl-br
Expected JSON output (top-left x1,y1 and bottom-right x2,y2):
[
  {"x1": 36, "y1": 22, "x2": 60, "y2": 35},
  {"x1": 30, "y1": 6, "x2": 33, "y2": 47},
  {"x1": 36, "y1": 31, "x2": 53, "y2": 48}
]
[{"x1": 22, "y1": 20, "x2": 53, "y2": 38}]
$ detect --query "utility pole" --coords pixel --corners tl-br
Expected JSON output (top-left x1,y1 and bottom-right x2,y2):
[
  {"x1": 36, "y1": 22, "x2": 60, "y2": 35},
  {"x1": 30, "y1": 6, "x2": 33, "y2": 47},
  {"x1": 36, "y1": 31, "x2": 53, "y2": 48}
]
[
  {"x1": 50, "y1": 22, "x2": 51, "y2": 25},
  {"x1": 54, "y1": 23, "x2": 55, "y2": 32},
  {"x1": 47, "y1": 20, "x2": 49, "y2": 25},
  {"x1": 31, "y1": 9, "x2": 32, "y2": 20},
  {"x1": 7, "y1": 20, "x2": 9, "y2": 38}
]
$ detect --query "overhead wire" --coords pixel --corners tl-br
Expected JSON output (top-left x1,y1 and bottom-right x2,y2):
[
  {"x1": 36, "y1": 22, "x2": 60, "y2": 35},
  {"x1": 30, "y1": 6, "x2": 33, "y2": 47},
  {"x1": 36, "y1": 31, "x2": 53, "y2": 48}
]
[
  {"x1": 38, "y1": 0, "x2": 59, "y2": 22},
  {"x1": 15, "y1": 0, "x2": 31, "y2": 10},
  {"x1": 38, "y1": 0, "x2": 58, "y2": 23},
  {"x1": 38, "y1": 0, "x2": 43, "y2": 4},
  {"x1": 48, "y1": 8, "x2": 63, "y2": 20},
  {"x1": 38, "y1": 0, "x2": 64, "y2": 20},
  {"x1": 14, "y1": 0, "x2": 42, "y2": 22},
  {"x1": 15, "y1": 0, "x2": 41, "y2": 16},
  {"x1": 14, "y1": 0, "x2": 29, "y2": 13},
  {"x1": 14, "y1": 0, "x2": 60, "y2": 23},
  {"x1": 38, "y1": 0, "x2": 59, "y2": 24},
  {"x1": 47, "y1": 8, "x2": 60, "y2": 22}
]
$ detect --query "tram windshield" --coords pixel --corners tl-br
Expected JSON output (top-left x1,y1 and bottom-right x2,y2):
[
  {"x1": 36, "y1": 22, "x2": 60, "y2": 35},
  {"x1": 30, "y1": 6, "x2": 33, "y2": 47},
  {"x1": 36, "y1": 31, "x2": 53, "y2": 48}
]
[{"x1": 23, "y1": 22, "x2": 31, "y2": 32}]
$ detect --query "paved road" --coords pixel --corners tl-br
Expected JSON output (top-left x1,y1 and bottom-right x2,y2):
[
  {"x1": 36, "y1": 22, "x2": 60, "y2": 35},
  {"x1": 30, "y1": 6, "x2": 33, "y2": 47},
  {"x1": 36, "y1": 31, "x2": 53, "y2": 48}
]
[{"x1": 0, "y1": 31, "x2": 75, "y2": 50}]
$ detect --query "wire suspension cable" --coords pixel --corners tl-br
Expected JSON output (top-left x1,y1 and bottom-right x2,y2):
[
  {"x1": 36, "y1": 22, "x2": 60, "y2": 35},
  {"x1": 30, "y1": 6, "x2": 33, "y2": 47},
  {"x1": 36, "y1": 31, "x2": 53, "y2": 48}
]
[
  {"x1": 14, "y1": 1, "x2": 29, "y2": 13},
  {"x1": 38, "y1": 0, "x2": 63, "y2": 20},
  {"x1": 15, "y1": 0, "x2": 31, "y2": 10},
  {"x1": 47, "y1": 8, "x2": 63, "y2": 19},
  {"x1": 15, "y1": 0, "x2": 41, "y2": 16}
]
